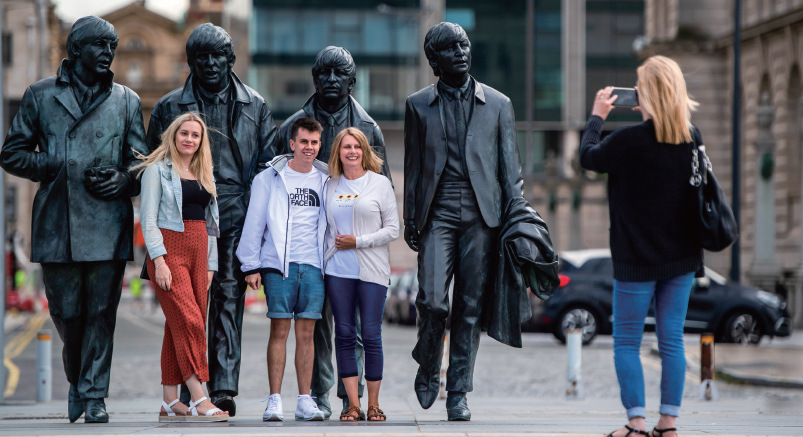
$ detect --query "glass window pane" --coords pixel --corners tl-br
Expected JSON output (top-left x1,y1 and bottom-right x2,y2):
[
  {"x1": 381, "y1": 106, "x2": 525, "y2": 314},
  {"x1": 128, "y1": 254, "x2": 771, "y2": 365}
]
[
  {"x1": 271, "y1": 11, "x2": 298, "y2": 53},
  {"x1": 301, "y1": 11, "x2": 329, "y2": 54},
  {"x1": 363, "y1": 14, "x2": 391, "y2": 54}
]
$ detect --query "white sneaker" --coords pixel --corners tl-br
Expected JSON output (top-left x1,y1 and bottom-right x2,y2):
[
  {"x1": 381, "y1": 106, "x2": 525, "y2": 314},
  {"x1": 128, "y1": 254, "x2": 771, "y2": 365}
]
[
  {"x1": 261, "y1": 394, "x2": 283, "y2": 421},
  {"x1": 295, "y1": 395, "x2": 325, "y2": 421}
]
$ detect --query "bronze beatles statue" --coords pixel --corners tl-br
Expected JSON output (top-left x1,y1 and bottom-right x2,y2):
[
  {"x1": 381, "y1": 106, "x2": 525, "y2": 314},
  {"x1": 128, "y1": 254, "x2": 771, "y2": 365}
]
[
  {"x1": 147, "y1": 23, "x2": 278, "y2": 415},
  {"x1": 1, "y1": 16, "x2": 148, "y2": 423},
  {"x1": 403, "y1": 22, "x2": 526, "y2": 421},
  {"x1": 277, "y1": 46, "x2": 391, "y2": 419}
]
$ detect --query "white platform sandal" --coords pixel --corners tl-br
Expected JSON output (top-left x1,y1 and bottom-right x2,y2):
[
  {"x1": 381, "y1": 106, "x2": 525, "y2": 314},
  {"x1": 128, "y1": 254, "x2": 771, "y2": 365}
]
[
  {"x1": 187, "y1": 396, "x2": 229, "y2": 422},
  {"x1": 159, "y1": 399, "x2": 186, "y2": 422}
]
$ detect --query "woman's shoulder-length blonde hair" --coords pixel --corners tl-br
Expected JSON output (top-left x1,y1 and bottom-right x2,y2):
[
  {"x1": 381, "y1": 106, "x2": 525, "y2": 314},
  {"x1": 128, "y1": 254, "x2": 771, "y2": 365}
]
[
  {"x1": 328, "y1": 127, "x2": 383, "y2": 178},
  {"x1": 131, "y1": 112, "x2": 217, "y2": 197},
  {"x1": 637, "y1": 55, "x2": 699, "y2": 144}
]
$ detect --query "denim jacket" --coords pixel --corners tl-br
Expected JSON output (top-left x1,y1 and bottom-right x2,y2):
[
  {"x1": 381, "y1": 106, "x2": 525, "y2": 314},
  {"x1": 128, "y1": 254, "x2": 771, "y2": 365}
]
[{"x1": 139, "y1": 159, "x2": 220, "y2": 271}]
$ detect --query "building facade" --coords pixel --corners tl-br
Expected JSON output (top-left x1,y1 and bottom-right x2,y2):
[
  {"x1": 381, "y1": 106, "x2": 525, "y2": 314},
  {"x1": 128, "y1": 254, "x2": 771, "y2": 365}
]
[{"x1": 642, "y1": 0, "x2": 803, "y2": 326}]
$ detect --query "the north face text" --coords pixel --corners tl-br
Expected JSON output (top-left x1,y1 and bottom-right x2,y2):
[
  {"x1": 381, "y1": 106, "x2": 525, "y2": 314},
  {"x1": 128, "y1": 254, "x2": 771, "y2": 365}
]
[{"x1": 290, "y1": 188, "x2": 321, "y2": 207}]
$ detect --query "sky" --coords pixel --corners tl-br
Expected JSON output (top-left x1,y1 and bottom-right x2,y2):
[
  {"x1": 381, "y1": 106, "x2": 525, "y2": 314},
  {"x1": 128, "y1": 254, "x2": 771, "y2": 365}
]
[{"x1": 53, "y1": 0, "x2": 187, "y2": 23}]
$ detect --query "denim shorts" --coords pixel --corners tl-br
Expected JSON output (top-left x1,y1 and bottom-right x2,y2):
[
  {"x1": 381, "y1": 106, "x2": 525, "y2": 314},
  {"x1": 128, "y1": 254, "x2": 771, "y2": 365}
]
[{"x1": 262, "y1": 263, "x2": 325, "y2": 320}]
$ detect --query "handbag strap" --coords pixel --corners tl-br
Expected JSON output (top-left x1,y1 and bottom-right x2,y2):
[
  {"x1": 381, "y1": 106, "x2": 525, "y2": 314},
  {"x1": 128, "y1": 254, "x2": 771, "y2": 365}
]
[{"x1": 689, "y1": 127, "x2": 710, "y2": 187}]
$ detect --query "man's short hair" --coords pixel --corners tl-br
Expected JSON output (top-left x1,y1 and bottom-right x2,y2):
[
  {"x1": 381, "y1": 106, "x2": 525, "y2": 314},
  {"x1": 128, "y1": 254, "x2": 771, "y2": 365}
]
[
  {"x1": 291, "y1": 117, "x2": 323, "y2": 141},
  {"x1": 311, "y1": 46, "x2": 356, "y2": 81},
  {"x1": 424, "y1": 22, "x2": 470, "y2": 77},
  {"x1": 186, "y1": 23, "x2": 236, "y2": 69},
  {"x1": 66, "y1": 16, "x2": 118, "y2": 62}
]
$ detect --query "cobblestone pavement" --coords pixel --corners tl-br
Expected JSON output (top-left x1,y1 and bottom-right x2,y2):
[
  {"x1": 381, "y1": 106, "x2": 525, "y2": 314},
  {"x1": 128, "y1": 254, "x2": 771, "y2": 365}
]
[{"x1": 9, "y1": 298, "x2": 801, "y2": 408}]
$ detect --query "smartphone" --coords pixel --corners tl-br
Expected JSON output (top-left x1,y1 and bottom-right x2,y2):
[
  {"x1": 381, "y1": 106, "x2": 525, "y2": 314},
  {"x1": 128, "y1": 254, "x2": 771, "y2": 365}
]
[{"x1": 610, "y1": 87, "x2": 639, "y2": 107}]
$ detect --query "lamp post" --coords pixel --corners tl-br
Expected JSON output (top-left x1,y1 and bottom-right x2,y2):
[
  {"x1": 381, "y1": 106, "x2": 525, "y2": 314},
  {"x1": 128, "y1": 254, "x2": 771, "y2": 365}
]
[{"x1": 731, "y1": 0, "x2": 741, "y2": 282}]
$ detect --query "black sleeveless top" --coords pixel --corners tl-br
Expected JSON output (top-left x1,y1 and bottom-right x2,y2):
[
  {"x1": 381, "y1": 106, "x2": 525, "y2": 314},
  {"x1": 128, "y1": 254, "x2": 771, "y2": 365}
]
[{"x1": 181, "y1": 179, "x2": 212, "y2": 221}]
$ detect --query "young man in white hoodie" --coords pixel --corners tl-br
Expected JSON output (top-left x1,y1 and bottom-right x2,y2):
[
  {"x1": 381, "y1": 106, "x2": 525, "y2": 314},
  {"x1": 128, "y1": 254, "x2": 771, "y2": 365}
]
[{"x1": 237, "y1": 117, "x2": 329, "y2": 421}]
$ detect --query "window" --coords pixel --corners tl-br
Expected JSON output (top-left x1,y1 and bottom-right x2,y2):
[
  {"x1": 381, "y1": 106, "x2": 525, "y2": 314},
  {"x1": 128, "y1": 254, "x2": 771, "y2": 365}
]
[
  {"x1": 127, "y1": 61, "x2": 142, "y2": 88},
  {"x1": 127, "y1": 37, "x2": 145, "y2": 50},
  {"x1": 2, "y1": 33, "x2": 12, "y2": 66}
]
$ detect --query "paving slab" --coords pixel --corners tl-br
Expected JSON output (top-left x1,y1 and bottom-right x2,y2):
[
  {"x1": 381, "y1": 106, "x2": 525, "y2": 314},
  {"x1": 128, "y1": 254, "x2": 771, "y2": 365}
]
[{"x1": 0, "y1": 396, "x2": 801, "y2": 436}]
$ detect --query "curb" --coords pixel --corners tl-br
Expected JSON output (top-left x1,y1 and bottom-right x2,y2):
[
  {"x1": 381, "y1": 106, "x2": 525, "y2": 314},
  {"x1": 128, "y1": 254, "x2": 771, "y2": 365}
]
[{"x1": 650, "y1": 343, "x2": 803, "y2": 389}]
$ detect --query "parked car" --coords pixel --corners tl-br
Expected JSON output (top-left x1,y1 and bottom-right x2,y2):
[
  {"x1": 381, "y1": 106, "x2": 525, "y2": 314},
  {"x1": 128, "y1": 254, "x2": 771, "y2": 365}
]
[
  {"x1": 525, "y1": 249, "x2": 792, "y2": 345},
  {"x1": 385, "y1": 269, "x2": 417, "y2": 325}
]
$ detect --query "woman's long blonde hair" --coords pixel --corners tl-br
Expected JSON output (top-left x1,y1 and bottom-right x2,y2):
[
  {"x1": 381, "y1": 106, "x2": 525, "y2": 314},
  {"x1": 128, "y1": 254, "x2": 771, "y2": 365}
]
[
  {"x1": 132, "y1": 113, "x2": 217, "y2": 197},
  {"x1": 637, "y1": 55, "x2": 699, "y2": 144},
  {"x1": 328, "y1": 127, "x2": 383, "y2": 178}
]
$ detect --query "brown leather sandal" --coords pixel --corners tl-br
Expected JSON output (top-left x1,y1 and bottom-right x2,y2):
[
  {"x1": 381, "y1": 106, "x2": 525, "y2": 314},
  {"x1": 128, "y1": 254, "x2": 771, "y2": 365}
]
[
  {"x1": 340, "y1": 405, "x2": 361, "y2": 421},
  {"x1": 367, "y1": 405, "x2": 386, "y2": 421}
]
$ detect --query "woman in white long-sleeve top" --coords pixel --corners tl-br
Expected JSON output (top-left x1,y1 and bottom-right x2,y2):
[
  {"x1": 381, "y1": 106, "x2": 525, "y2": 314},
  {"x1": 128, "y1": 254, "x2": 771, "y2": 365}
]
[{"x1": 323, "y1": 127, "x2": 399, "y2": 421}]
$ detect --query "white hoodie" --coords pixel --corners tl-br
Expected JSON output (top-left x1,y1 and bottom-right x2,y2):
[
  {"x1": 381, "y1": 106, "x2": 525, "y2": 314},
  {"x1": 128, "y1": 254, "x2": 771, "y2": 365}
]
[{"x1": 236, "y1": 154, "x2": 330, "y2": 278}]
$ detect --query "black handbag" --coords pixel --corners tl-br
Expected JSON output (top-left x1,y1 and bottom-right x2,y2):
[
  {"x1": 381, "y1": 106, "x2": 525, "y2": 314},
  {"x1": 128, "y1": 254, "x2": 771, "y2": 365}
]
[{"x1": 689, "y1": 129, "x2": 739, "y2": 252}]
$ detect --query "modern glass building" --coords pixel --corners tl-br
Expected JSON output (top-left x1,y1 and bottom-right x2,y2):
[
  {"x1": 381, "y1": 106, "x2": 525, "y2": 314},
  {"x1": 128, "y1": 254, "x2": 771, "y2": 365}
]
[{"x1": 248, "y1": 0, "x2": 644, "y2": 175}]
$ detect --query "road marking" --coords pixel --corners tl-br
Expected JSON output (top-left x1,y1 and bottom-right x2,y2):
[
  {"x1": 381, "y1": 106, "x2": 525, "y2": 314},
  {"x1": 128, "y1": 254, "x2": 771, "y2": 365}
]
[{"x1": 3, "y1": 313, "x2": 48, "y2": 398}]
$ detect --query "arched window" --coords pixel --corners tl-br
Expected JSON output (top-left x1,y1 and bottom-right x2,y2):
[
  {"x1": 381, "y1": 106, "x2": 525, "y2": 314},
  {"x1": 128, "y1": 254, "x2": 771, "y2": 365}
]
[
  {"x1": 127, "y1": 37, "x2": 145, "y2": 51},
  {"x1": 127, "y1": 60, "x2": 142, "y2": 88}
]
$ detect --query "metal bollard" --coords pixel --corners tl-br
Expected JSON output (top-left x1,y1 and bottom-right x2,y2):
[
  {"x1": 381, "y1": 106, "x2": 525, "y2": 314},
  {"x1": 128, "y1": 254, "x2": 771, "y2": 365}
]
[
  {"x1": 565, "y1": 329, "x2": 584, "y2": 399},
  {"x1": 699, "y1": 333, "x2": 718, "y2": 401},
  {"x1": 36, "y1": 329, "x2": 52, "y2": 402}
]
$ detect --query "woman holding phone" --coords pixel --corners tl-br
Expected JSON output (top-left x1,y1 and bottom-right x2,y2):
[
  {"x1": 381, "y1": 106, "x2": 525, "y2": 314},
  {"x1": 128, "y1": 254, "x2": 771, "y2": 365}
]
[
  {"x1": 579, "y1": 56, "x2": 703, "y2": 437},
  {"x1": 136, "y1": 113, "x2": 227, "y2": 422}
]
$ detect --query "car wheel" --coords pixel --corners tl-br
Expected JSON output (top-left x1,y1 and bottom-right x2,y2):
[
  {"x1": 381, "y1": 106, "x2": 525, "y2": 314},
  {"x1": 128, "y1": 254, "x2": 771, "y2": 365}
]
[
  {"x1": 554, "y1": 307, "x2": 598, "y2": 345},
  {"x1": 722, "y1": 312, "x2": 763, "y2": 345}
]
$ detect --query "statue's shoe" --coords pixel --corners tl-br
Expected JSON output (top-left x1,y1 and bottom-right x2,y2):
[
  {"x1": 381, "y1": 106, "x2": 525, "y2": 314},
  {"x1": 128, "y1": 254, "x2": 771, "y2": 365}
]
[
  {"x1": 68, "y1": 385, "x2": 84, "y2": 423},
  {"x1": 414, "y1": 366, "x2": 439, "y2": 409},
  {"x1": 210, "y1": 394, "x2": 236, "y2": 417},
  {"x1": 84, "y1": 399, "x2": 109, "y2": 423},
  {"x1": 446, "y1": 393, "x2": 471, "y2": 421}
]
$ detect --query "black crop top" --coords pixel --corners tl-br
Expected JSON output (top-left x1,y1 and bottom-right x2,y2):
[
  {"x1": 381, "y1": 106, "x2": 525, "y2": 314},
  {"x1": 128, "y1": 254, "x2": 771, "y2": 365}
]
[{"x1": 181, "y1": 179, "x2": 212, "y2": 221}]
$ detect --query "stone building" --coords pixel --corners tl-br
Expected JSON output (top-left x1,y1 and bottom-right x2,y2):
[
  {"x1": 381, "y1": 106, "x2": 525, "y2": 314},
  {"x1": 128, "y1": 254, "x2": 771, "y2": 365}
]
[{"x1": 641, "y1": 0, "x2": 803, "y2": 326}]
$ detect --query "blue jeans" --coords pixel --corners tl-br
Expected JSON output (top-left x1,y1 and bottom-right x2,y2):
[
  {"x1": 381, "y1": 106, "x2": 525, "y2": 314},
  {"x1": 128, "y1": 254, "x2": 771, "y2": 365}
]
[
  {"x1": 613, "y1": 272, "x2": 694, "y2": 419},
  {"x1": 325, "y1": 275, "x2": 386, "y2": 381},
  {"x1": 262, "y1": 263, "x2": 325, "y2": 320}
]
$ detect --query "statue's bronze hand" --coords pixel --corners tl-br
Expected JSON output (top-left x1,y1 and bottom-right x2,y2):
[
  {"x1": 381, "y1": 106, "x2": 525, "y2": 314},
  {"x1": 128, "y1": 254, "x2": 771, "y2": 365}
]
[
  {"x1": 404, "y1": 224, "x2": 419, "y2": 252},
  {"x1": 86, "y1": 168, "x2": 129, "y2": 199}
]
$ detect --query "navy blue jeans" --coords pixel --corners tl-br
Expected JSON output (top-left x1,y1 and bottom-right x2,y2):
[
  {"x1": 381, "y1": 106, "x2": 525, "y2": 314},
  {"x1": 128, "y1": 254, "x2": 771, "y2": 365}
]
[
  {"x1": 325, "y1": 275, "x2": 386, "y2": 381},
  {"x1": 613, "y1": 272, "x2": 694, "y2": 419}
]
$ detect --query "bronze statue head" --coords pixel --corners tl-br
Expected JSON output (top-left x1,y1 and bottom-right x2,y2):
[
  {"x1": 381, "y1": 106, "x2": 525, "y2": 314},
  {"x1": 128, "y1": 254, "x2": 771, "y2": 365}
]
[
  {"x1": 424, "y1": 22, "x2": 471, "y2": 78},
  {"x1": 312, "y1": 46, "x2": 356, "y2": 109},
  {"x1": 186, "y1": 23, "x2": 236, "y2": 92},
  {"x1": 66, "y1": 16, "x2": 118, "y2": 78}
]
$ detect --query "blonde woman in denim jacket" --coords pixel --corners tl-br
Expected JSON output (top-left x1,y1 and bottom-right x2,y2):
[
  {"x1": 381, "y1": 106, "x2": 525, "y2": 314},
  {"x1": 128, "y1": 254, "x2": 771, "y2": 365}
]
[{"x1": 135, "y1": 113, "x2": 227, "y2": 422}]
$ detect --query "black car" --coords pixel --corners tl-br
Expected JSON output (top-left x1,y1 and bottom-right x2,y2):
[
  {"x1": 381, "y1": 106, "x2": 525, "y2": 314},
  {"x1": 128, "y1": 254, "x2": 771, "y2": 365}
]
[{"x1": 525, "y1": 249, "x2": 792, "y2": 345}]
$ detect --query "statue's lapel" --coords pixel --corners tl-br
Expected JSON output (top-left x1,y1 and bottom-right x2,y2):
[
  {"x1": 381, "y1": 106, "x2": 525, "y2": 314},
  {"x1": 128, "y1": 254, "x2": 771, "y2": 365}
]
[
  {"x1": 54, "y1": 88, "x2": 82, "y2": 121},
  {"x1": 465, "y1": 81, "x2": 486, "y2": 155}
]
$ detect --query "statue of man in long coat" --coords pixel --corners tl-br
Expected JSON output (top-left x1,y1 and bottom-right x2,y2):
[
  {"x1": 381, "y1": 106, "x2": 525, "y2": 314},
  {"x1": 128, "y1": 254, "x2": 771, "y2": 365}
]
[{"x1": 1, "y1": 16, "x2": 148, "y2": 423}]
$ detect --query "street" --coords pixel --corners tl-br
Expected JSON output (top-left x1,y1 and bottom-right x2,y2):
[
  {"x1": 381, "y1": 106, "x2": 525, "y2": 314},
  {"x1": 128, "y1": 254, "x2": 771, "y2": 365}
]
[{"x1": 1, "y1": 297, "x2": 802, "y2": 436}]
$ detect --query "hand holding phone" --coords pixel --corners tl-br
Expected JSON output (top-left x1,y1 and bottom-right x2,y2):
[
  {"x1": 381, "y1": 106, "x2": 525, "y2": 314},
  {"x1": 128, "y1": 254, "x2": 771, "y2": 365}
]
[{"x1": 610, "y1": 87, "x2": 639, "y2": 107}]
